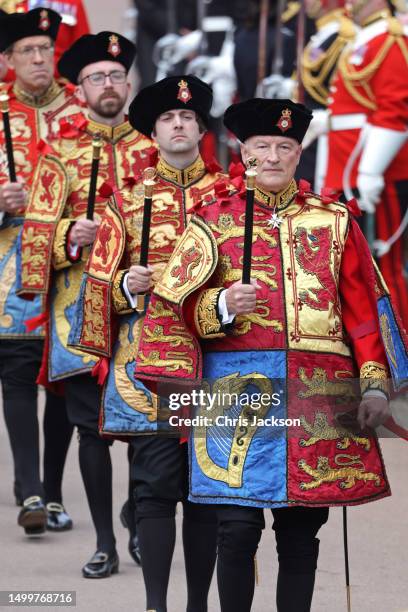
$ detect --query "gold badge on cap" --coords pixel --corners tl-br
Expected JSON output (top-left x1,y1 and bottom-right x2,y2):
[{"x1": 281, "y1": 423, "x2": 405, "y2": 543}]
[
  {"x1": 276, "y1": 108, "x2": 292, "y2": 132},
  {"x1": 39, "y1": 9, "x2": 50, "y2": 31},
  {"x1": 108, "y1": 34, "x2": 121, "y2": 57},
  {"x1": 177, "y1": 80, "x2": 192, "y2": 104}
]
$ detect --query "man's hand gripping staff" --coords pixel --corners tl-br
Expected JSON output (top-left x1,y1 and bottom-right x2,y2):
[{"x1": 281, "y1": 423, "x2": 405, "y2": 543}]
[
  {"x1": 225, "y1": 157, "x2": 260, "y2": 316},
  {"x1": 0, "y1": 92, "x2": 27, "y2": 214},
  {"x1": 128, "y1": 167, "x2": 156, "y2": 312},
  {"x1": 70, "y1": 133, "x2": 103, "y2": 246}
]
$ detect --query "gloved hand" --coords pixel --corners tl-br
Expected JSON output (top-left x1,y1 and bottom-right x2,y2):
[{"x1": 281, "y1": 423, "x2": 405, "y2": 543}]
[
  {"x1": 302, "y1": 109, "x2": 329, "y2": 149},
  {"x1": 256, "y1": 74, "x2": 295, "y2": 99},
  {"x1": 356, "y1": 172, "x2": 384, "y2": 213}
]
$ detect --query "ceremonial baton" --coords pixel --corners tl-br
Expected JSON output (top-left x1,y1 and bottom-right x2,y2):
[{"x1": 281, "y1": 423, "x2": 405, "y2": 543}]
[
  {"x1": 86, "y1": 133, "x2": 103, "y2": 220},
  {"x1": 0, "y1": 93, "x2": 17, "y2": 182},
  {"x1": 242, "y1": 157, "x2": 258, "y2": 284},
  {"x1": 343, "y1": 507, "x2": 352, "y2": 612},
  {"x1": 136, "y1": 167, "x2": 156, "y2": 313}
]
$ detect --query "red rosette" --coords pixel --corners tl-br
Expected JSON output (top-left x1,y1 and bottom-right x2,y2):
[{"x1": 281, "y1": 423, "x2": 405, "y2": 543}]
[
  {"x1": 203, "y1": 156, "x2": 223, "y2": 174},
  {"x1": 346, "y1": 197, "x2": 362, "y2": 217},
  {"x1": 37, "y1": 139, "x2": 53, "y2": 157},
  {"x1": 320, "y1": 186, "x2": 340, "y2": 205},
  {"x1": 98, "y1": 181, "x2": 114, "y2": 198}
]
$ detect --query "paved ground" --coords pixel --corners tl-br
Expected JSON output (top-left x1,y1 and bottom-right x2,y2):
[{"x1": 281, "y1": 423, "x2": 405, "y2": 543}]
[{"x1": 0, "y1": 391, "x2": 407, "y2": 612}]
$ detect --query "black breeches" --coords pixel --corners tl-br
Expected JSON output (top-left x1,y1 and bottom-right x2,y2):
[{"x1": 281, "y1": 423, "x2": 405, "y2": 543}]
[
  {"x1": 0, "y1": 339, "x2": 72, "y2": 502},
  {"x1": 215, "y1": 504, "x2": 329, "y2": 612},
  {"x1": 64, "y1": 374, "x2": 115, "y2": 554}
]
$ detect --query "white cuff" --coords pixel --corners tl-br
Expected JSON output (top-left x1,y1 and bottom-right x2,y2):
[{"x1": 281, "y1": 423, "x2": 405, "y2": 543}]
[
  {"x1": 0, "y1": 211, "x2": 4, "y2": 225},
  {"x1": 363, "y1": 389, "x2": 388, "y2": 400},
  {"x1": 67, "y1": 239, "x2": 80, "y2": 259},
  {"x1": 123, "y1": 272, "x2": 137, "y2": 308},
  {"x1": 359, "y1": 125, "x2": 408, "y2": 176},
  {"x1": 218, "y1": 289, "x2": 235, "y2": 324}
]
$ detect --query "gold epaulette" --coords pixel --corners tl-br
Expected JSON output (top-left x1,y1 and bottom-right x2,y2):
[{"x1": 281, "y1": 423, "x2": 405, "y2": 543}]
[
  {"x1": 302, "y1": 15, "x2": 355, "y2": 106},
  {"x1": 1, "y1": 1, "x2": 25, "y2": 12},
  {"x1": 338, "y1": 16, "x2": 408, "y2": 110},
  {"x1": 282, "y1": 1, "x2": 300, "y2": 24}
]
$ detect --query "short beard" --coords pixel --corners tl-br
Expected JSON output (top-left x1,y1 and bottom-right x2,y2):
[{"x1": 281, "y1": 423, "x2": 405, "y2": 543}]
[{"x1": 92, "y1": 93, "x2": 125, "y2": 119}]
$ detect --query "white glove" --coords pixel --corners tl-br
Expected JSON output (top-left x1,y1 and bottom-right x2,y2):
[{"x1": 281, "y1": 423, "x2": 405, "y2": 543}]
[
  {"x1": 302, "y1": 109, "x2": 329, "y2": 149},
  {"x1": 187, "y1": 50, "x2": 236, "y2": 117},
  {"x1": 256, "y1": 74, "x2": 295, "y2": 100},
  {"x1": 356, "y1": 172, "x2": 384, "y2": 213},
  {"x1": 359, "y1": 125, "x2": 408, "y2": 175},
  {"x1": 356, "y1": 125, "x2": 408, "y2": 212}
]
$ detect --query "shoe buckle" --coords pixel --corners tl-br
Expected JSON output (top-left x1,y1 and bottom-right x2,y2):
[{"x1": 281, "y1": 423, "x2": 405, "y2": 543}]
[
  {"x1": 23, "y1": 496, "x2": 42, "y2": 507},
  {"x1": 46, "y1": 502, "x2": 64, "y2": 513},
  {"x1": 92, "y1": 552, "x2": 109, "y2": 563}
]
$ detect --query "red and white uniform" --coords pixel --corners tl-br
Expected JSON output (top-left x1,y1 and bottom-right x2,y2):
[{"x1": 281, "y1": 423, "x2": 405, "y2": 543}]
[{"x1": 325, "y1": 11, "x2": 408, "y2": 327}]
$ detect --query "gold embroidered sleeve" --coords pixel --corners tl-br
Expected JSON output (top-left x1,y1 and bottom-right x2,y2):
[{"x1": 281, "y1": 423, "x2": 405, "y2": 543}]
[
  {"x1": 112, "y1": 269, "x2": 136, "y2": 315},
  {"x1": 194, "y1": 287, "x2": 225, "y2": 339},
  {"x1": 52, "y1": 218, "x2": 78, "y2": 270},
  {"x1": 360, "y1": 361, "x2": 389, "y2": 396}
]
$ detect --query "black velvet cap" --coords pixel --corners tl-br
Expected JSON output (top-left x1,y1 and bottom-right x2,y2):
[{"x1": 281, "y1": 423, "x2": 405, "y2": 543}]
[
  {"x1": 224, "y1": 98, "x2": 313, "y2": 144},
  {"x1": 58, "y1": 31, "x2": 136, "y2": 84},
  {"x1": 0, "y1": 8, "x2": 61, "y2": 52},
  {"x1": 128, "y1": 75, "x2": 213, "y2": 137}
]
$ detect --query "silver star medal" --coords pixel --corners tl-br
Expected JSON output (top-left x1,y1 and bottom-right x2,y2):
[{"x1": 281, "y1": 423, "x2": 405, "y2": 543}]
[{"x1": 268, "y1": 211, "x2": 284, "y2": 229}]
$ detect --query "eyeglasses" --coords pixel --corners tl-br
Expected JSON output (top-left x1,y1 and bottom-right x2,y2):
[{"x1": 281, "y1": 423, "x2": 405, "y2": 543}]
[
  {"x1": 79, "y1": 70, "x2": 127, "y2": 86},
  {"x1": 12, "y1": 43, "x2": 54, "y2": 59}
]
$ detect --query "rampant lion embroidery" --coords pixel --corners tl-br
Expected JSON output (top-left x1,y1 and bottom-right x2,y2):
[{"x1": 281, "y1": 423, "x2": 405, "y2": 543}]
[
  {"x1": 39, "y1": 171, "x2": 55, "y2": 205},
  {"x1": 295, "y1": 226, "x2": 341, "y2": 316},
  {"x1": 94, "y1": 223, "x2": 112, "y2": 265},
  {"x1": 171, "y1": 242, "x2": 202, "y2": 287}
]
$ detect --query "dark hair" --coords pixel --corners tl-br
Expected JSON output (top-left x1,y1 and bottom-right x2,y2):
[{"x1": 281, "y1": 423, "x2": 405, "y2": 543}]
[{"x1": 196, "y1": 115, "x2": 207, "y2": 134}]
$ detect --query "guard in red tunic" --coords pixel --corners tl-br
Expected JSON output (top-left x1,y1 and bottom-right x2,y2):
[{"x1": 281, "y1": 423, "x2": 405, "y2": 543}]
[{"x1": 305, "y1": 0, "x2": 408, "y2": 328}]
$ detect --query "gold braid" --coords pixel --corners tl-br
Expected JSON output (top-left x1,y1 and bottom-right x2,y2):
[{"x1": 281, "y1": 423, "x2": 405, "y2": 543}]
[{"x1": 337, "y1": 18, "x2": 408, "y2": 110}]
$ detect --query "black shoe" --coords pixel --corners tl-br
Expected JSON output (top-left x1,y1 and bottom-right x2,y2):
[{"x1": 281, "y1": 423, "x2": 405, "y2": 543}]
[
  {"x1": 82, "y1": 551, "x2": 119, "y2": 579},
  {"x1": 46, "y1": 502, "x2": 73, "y2": 532},
  {"x1": 18, "y1": 496, "x2": 47, "y2": 535},
  {"x1": 120, "y1": 501, "x2": 141, "y2": 565},
  {"x1": 14, "y1": 481, "x2": 23, "y2": 507}
]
